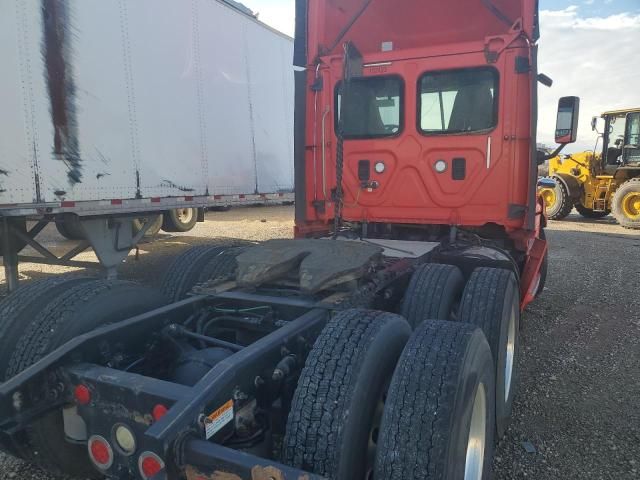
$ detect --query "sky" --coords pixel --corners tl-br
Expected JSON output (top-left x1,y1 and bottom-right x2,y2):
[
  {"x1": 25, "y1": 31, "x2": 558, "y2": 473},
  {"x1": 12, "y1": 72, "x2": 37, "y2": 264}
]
[{"x1": 240, "y1": 0, "x2": 640, "y2": 152}]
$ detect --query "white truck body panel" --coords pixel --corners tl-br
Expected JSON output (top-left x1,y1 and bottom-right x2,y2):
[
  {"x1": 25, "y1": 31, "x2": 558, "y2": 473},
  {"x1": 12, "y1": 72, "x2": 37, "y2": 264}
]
[{"x1": 0, "y1": 0, "x2": 294, "y2": 214}]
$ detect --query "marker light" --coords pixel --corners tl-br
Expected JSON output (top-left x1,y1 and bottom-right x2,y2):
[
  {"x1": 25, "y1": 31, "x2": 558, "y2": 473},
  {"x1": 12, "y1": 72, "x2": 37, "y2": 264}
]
[
  {"x1": 434, "y1": 160, "x2": 447, "y2": 173},
  {"x1": 88, "y1": 435, "x2": 114, "y2": 470},
  {"x1": 139, "y1": 451, "x2": 165, "y2": 479},
  {"x1": 152, "y1": 404, "x2": 169, "y2": 421},
  {"x1": 374, "y1": 161, "x2": 386, "y2": 174},
  {"x1": 74, "y1": 385, "x2": 91, "y2": 405},
  {"x1": 114, "y1": 424, "x2": 136, "y2": 455}
]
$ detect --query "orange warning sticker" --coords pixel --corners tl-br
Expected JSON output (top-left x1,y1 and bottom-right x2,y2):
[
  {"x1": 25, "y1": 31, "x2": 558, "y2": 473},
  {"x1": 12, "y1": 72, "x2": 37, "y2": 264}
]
[{"x1": 205, "y1": 399, "x2": 234, "y2": 439}]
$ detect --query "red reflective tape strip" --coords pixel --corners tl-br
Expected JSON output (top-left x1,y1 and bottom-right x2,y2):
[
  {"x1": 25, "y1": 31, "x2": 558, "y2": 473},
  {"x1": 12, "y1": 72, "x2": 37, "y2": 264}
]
[
  {"x1": 239, "y1": 194, "x2": 246, "y2": 199},
  {"x1": 61, "y1": 201, "x2": 75, "y2": 207},
  {"x1": 111, "y1": 199, "x2": 123, "y2": 205},
  {"x1": 151, "y1": 197, "x2": 161, "y2": 203},
  {"x1": 214, "y1": 195, "x2": 222, "y2": 200},
  {"x1": 184, "y1": 196, "x2": 194, "y2": 201}
]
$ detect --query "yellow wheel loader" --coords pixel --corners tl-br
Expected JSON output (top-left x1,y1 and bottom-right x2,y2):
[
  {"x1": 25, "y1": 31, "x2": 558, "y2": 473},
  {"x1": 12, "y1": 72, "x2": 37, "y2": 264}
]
[{"x1": 540, "y1": 108, "x2": 640, "y2": 229}]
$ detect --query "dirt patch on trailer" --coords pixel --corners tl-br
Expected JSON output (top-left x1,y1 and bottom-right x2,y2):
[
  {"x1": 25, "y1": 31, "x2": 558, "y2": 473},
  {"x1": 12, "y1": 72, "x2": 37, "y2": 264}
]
[{"x1": 0, "y1": 207, "x2": 639, "y2": 479}]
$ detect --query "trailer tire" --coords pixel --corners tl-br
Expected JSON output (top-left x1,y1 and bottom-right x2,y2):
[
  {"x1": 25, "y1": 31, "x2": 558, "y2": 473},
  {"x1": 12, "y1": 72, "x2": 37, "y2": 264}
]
[
  {"x1": 375, "y1": 320, "x2": 495, "y2": 480},
  {"x1": 459, "y1": 267, "x2": 520, "y2": 439},
  {"x1": 132, "y1": 214, "x2": 163, "y2": 237},
  {"x1": 400, "y1": 263, "x2": 464, "y2": 328},
  {"x1": 0, "y1": 217, "x2": 28, "y2": 255},
  {"x1": 4, "y1": 280, "x2": 165, "y2": 478},
  {"x1": 54, "y1": 214, "x2": 85, "y2": 240},
  {"x1": 541, "y1": 177, "x2": 573, "y2": 220},
  {"x1": 161, "y1": 243, "x2": 248, "y2": 302},
  {"x1": 612, "y1": 178, "x2": 640, "y2": 229},
  {"x1": 283, "y1": 309, "x2": 411, "y2": 479},
  {"x1": 161, "y1": 207, "x2": 198, "y2": 232},
  {"x1": 575, "y1": 203, "x2": 609, "y2": 219}
]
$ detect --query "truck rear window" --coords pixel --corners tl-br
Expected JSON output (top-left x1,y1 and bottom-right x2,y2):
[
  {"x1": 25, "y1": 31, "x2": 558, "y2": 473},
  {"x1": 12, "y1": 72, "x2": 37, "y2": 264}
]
[
  {"x1": 336, "y1": 76, "x2": 403, "y2": 139},
  {"x1": 419, "y1": 68, "x2": 498, "y2": 135}
]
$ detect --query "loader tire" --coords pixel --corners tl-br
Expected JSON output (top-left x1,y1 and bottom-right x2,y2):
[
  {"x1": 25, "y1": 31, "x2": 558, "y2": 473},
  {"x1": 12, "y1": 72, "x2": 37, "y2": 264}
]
[
  {"x1": 375, "y1": 320, "x2": 495, "y2": 480},
  {"x1": 132, "y1": 214, "x2": 163, "y2": 237},
  {"x1": 459, "y1": 267, "x2": 520, "y2": 439},
  {"x1": 283, "y1": 309, "x2": 411, "y2": 479},
  {"x1": 542, "y1": 177, "x2": 573, "y2": 220},
  {"x1": 161, "y1": 242, "x2": 248, "y2": 302},
  {"x1": 612, "y1": 178, "x2": 640, "y2": 229},
  {"x1": 575, "y1": 203, "x2": 609, "y2": 219},
  {"x1": 400, "y1": 263, "x2": 464, "y2": 329},
  {"x1": 54, "y1": 214, "x2": 85, "y2": 240},
  {"x1": 4, "y1": 280, "x2": 165, "y2": 478},
  {"x1": 161, "y1": 207, "x2": 198, "y2": 232}
]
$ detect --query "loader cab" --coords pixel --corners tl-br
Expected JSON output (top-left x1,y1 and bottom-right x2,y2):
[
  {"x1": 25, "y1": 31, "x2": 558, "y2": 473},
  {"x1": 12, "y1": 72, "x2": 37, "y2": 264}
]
[{"x1": 597, "y1": 109, "x2": 640, "y2": 168}]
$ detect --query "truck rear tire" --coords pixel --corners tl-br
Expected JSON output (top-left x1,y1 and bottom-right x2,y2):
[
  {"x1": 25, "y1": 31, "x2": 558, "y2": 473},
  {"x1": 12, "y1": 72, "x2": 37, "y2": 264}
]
[
  {"x1": 400, "y1": 263, "x2": 464, "y2": 328},
  {"x1": 161, "y1": 207, "x2": 198, "y2": 232},
  {"x1": 132, "y1": 214, "x2": 163, "y2": 237},
  {"x1": 575, "y1": 203, "x2": 609, "y2": 219},
  {"x1": 541, "y1": 177, "x2": 573, "y2": 220},
  {"x1": 3, "y1": 280, "x2": 165, "y2": 478},
  {"x1": 161, "y1": 243, "x2": 247, "y2": 302},
  {"x1": 375, "y1": 320, "x2": 495, "y2": 480},
  {"x1": 283, "y1": 309, "x2": 411, "y2": 479},
  {"x1": 459, "y1": 267, "x2": 520, "y2": 439},
  {"x1": 54, "y1": 214, "x2": 85, "y2": 240},
  {"x1": 612, "y1": 178, "x2": 640, "y2": 229}
]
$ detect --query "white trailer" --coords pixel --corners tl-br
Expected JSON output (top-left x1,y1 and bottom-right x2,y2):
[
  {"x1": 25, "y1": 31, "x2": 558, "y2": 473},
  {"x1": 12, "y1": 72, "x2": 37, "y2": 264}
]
[{"x1": 0, "y1": 0, "x2": 294, "y2": 291}]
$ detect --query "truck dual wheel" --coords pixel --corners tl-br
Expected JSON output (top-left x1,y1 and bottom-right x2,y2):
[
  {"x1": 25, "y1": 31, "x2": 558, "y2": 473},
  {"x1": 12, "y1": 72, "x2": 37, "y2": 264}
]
[
  {"x1": 283, "y1": 310, "x2": 411, "y2": 479},
  {"x1": 132, "y1": 214, "x2": 163, "y2": 237},
  {"x1": 574, "y1": 203, "x2": 610, "y2": 219},
  {"x1": 1, "y1": 280, "x2": 165, "y2": 478},
  {"x1": 612, "y1": 178, "x2": 640, "y2": 229},
  {"x1": 162, "y1": 207, "x2": 198, "y2": 232},
  {"x1": 161, "y1": 243, "x2": 248, "y2": 302},
  {"x1": 540, "y1": 177, "x2": 573, "y2": 220},
  {"x1": 459, "y1": 267, "x2": 520, "y2": 438},
  {"x1": 375, "y1": 320, "x2": 495, "y2": 480},
  {"x1": 400, "y1": 263, "x2": 465, "y2": 328}
]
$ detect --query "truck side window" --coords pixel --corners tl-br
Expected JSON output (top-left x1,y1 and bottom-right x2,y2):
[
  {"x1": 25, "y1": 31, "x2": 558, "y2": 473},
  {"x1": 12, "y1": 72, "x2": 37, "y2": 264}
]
[
  {"x1": 336, "y1": 76, "x2": 403, "y2": 139},
  {"x1": 419, "y1": 68, "x2": 498, "y2": 134}
]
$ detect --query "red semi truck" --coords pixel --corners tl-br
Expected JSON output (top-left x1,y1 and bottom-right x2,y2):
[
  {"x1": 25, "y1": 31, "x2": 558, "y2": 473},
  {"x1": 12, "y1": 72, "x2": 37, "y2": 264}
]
[{"x1": 0, "y1": 1, "x2": 577, "y2": 479}]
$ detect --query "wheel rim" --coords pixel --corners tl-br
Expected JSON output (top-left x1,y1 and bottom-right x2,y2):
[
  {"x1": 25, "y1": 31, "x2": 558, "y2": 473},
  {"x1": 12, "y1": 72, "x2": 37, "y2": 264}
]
[
  {"x1": 540, "y1": 188, "x2": 557, "y2": 210},
  {"x1": 464, "y1": 382, "x2": 487, "y2": 480},
  {"x1": 621, "y1": 192, "x2": 640, "y2": 220},
  {"x1": 366, "y1": 381, "x2": 388, "y2": 480},
  {"x1": 176, "y1": 208, "x2": 194, "y2": 224},
  {"x1": 504, "y1": 306, "x2": 516, "y2": 402}
]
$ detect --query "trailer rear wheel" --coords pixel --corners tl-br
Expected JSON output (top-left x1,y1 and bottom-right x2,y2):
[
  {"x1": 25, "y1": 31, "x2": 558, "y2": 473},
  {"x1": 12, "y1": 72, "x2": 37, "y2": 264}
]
[
  {"x1": 459, "y1": 267, "x2": 520, "y2": 438},
  {"x1": 161, "y1": 243, "x2": 248, "y2": 302},
  {"x1": 162, "y1": 207, "x2": 198, "y2": 232},
  {"x1": 375, "y1": 320, "x2": 495, "y2": 480},
  {"x1": 400, "y1": 263, "x2": 464, "y2": 328},
  {"x1": 54, "y1": 214, "x2": 85, "y2": 240},
  {"x1": 0, "y1": 217, "x2": 28, "y2": 254},
  {"x1": 4, "y1": 280, "x2": 165, "y2": 478},
  {"x1": 132, "y1": 214, "x2": 163, "y2": 237},
  {"x1": 283, "y1": 309, "x2": 411, "y2": 479}
]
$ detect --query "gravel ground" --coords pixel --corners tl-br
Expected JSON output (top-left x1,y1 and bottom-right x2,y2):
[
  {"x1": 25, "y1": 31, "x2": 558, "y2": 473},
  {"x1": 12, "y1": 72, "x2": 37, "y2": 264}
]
[{"x1": 1, "y1": 206, "x2": 639, "y2": 479}]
